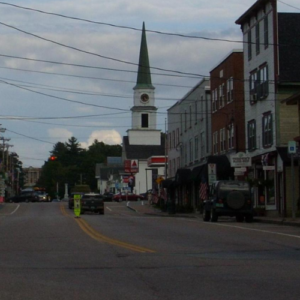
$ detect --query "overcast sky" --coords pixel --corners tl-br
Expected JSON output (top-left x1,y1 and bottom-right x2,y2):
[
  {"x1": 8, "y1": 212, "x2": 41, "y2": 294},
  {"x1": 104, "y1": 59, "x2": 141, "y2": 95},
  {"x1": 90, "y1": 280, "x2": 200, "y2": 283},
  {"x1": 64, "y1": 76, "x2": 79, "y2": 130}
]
[{"x1": 0, "y1": 0, "x2": 298, "y2": 168}]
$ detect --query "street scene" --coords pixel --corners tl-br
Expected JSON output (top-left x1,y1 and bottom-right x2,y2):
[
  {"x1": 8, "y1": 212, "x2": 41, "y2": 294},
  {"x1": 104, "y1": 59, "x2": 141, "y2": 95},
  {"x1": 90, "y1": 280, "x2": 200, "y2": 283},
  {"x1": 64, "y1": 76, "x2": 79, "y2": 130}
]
[
  {"x1": 1, "y1": 1, "x2": 300, "y2": 299},
  {"x1": 1, "y1": 201, "x2": 300, "y2": 300}
]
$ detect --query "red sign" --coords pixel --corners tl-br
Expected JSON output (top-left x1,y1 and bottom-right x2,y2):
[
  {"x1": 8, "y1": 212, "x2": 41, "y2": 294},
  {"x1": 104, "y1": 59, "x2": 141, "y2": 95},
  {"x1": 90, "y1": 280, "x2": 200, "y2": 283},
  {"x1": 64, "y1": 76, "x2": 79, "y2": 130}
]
[
  {"x1": 124, "y1": 159, "x2": 139, "y2": 173},
  {"x1": 147, "y1": 156, "x2": 167, "y2": 167}
]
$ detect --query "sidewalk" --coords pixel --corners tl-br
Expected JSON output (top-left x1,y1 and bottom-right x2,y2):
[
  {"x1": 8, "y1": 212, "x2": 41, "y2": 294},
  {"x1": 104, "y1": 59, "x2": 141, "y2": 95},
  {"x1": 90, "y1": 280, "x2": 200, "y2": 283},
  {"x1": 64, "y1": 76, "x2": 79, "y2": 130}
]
[{"x1": 126, "y1": 201, "x2": 300, "y2": 227}]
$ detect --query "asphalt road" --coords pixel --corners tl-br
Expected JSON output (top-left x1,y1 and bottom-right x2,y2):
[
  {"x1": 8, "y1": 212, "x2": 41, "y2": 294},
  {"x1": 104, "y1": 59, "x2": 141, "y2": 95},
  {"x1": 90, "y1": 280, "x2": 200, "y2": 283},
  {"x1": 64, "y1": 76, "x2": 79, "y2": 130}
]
[{"x1": 1, "y1": 201, "x2": 300, "y2": 300}]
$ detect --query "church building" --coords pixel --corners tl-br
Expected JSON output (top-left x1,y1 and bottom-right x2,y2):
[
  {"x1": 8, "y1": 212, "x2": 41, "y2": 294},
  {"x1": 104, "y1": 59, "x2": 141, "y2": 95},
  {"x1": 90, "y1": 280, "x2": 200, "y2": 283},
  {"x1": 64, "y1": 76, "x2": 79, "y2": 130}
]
[{"x1": 122, "y1": 22, "x2": 167, "y2": 196}]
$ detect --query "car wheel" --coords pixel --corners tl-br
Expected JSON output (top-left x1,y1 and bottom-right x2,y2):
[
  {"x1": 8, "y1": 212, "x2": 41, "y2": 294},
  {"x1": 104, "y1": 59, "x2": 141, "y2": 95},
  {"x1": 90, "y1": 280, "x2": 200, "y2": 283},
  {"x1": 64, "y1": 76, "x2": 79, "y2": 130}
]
[
  {"x1": 236, "y1": 214, "x2": 244, "y2": 222},
  {"x1": 81, "y1": 210, "x2": 84, "y2": 214},
  {"x1": 25, "y1": 199, "x2": 29, "y2": 203},
  {"x1": 245, "y1": 215, "x2": 253, "y2": 223},
  {"x1": 99, "y1": 210, "x2": 104, "y2": 215},
  {"x1": 210, "y1": 209, "x2": 218, "y2": 222},
  {"x1": 203, "y1": 210, "x2": 210, "y2": 222},
  {"x1": 9, "y1": 199, "x2": 13, "y2": 203}
]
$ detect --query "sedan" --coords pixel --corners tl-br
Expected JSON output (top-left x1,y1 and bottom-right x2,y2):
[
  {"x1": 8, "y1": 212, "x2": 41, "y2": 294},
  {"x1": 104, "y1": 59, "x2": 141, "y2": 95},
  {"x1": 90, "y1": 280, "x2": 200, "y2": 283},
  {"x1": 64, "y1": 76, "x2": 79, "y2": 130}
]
[
  {"x1": 6, "y1": 192, "x2": 39, "y2": 203},
  {"x1": 113, "y1": 193, "x2": 145, "y2": 202}
]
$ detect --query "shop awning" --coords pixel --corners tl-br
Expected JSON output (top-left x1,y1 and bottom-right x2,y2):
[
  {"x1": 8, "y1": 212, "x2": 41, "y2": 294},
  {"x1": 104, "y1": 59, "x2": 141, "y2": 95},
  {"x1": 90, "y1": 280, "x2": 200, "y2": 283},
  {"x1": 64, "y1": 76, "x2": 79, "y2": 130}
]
[
  {"x1": 189, "y1": 165, "x2": 206, "y2": 181},
  {"x1": 175, "y1": 168, "x2": 192, "y2": 184}
]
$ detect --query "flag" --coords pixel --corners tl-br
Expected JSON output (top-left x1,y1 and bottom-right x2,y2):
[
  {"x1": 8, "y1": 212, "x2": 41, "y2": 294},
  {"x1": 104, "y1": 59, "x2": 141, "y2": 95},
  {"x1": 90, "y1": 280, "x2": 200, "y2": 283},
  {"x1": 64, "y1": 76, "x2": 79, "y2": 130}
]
[{"x1": 199, "y1": 182, "x2": 208, "y2": 200}]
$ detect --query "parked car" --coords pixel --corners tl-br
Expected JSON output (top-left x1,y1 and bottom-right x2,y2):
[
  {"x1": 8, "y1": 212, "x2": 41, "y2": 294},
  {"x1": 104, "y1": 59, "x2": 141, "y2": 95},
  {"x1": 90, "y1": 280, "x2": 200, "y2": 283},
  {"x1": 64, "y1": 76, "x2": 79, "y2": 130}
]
[
  {"x1": 113, "y1": 192, "x2": 145, "y2": 202},
  {"x1": 6, "y1": 191, "x2": 39, "y2": 203},
  {"x1": 36, "y1": 191, "x2": 50, "y2": 202},
  {"x1": 81, "y1": 193, "x2": 104, "y2": 215},
  {"x1": 203, "y1": 180, "x2": 253, "y2": 223},
  {"x1": 102, "y1": 192, "x2": 114, "y2": 202},
  {"x1": 139, "y1": 189, "x2": 153, "y2": 198},
  {"x1": 68, "y1": 192, "x2": 84, "y2": 209}
]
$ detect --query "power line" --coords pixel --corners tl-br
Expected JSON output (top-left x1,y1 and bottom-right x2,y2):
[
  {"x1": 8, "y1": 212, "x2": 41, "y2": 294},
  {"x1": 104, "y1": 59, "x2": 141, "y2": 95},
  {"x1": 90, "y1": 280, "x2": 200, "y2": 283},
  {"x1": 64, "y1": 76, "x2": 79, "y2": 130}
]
[
  {"x1": 278, "y1": 0, "x2": 300, "y2": 11},
  {"x1": 0, "y1": 65, "x2": 195, "y2": 88},
  {"x1": 0, "y1": 2, "x2": 243, "y2": 43},
  {"x1": 0, "y1": 21, "x2": 205, "y2": 78},
  {"x1": 5, "y1": 129, "x2": 55, "y2": 145}
]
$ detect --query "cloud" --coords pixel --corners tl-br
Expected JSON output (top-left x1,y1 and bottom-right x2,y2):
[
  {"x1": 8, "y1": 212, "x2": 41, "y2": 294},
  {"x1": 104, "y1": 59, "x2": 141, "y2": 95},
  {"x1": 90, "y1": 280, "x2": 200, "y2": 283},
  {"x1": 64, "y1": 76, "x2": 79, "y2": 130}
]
[
  {"x1": 80, "y1": 130, "x2": 122, "y2": 148},
  {"x1": 48, "y1": 128, "x2": 73, "y2": 140}
]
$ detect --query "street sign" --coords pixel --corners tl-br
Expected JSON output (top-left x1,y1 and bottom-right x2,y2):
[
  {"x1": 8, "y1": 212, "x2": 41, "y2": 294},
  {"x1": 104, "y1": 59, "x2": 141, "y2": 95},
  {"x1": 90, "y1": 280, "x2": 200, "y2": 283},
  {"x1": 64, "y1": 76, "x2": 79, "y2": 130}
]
[
  {"x1": 74, "y1": 194, "x2": 81, "y2": 217},
  {"x1": 288, "y1": 141, "x2": 297, "y2": 154},
  {"x1": 231, "y1": 152, "x2": 251, "y2": 167},
  {"x1": 208, "y1": 164, "x2": 217, "y2": 185}
]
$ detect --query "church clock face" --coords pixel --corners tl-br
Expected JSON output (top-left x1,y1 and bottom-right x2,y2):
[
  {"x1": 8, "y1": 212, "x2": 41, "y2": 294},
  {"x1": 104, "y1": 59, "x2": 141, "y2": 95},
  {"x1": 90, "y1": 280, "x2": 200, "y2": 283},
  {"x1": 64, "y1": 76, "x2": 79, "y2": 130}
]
[{"x1": 140, "y1": 93, "x2": 149, "y2": 103}]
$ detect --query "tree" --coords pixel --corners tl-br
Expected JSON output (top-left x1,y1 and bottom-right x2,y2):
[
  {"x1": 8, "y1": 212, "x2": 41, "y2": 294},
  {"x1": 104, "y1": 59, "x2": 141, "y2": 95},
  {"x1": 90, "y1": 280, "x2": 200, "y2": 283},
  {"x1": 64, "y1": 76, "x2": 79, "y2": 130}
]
[{"x1": 38, "y1": 137, "x2": 122, "y2": 198}]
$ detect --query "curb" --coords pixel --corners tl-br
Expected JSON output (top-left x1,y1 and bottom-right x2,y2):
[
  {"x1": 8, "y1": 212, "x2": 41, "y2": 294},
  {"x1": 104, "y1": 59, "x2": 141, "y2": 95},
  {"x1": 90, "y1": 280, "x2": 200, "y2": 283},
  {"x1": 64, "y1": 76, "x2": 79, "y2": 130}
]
[{"x1": 254, "y1": 218, "x2": 300, "y2": 228}]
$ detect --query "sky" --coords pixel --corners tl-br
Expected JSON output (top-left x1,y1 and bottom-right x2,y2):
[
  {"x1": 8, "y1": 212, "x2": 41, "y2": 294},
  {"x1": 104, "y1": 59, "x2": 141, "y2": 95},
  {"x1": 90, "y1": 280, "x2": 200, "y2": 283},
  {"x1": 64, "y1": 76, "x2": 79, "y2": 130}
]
[{"x1": 0, "y1": 0, "x2": 299, "y2": 168}]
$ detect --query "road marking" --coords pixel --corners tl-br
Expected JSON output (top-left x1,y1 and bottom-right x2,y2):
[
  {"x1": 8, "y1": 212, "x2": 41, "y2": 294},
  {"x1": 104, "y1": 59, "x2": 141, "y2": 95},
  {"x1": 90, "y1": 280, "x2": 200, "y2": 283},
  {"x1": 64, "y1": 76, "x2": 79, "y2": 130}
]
[
  {"x1": 0, "y1": 204, "x2": 20, "y2": 216},
  {"x1": 205, "y1": 222, "x2": 300, "y2": 239},
  {"x1": 60, "y1": 204, "x2": 155, "y2": 253},
  {"x1": 106, "y1": 206, "x2": 112, "y2": 211},
  {"x1": 10, "y1": 204, "x2": 20, "y2": 215}
]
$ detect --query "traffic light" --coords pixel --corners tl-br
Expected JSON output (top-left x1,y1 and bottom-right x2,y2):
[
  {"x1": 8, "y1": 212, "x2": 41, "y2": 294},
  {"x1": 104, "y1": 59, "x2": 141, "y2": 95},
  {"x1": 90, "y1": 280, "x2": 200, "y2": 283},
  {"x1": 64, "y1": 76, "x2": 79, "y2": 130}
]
[{"x1": 49, "y1": 156, "x2": 57, "y2": 161}]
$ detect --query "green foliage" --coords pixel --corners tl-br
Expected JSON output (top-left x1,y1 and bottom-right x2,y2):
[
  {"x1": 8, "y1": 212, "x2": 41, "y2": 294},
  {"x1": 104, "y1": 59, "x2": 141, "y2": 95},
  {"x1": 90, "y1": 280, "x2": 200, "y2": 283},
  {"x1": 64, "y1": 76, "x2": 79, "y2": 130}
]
[{"x1": 37, "y1": 137, "x2": 122, "y2": 198}]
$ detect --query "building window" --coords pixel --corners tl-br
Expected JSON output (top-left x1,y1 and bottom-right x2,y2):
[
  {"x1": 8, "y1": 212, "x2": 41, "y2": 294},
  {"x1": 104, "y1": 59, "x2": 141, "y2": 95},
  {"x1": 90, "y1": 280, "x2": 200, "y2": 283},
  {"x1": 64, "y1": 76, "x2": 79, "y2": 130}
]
[
  {"x1": 184, "y1": 110, "x2": 187, "y2": 131},
  {"x1": 213, "y1": 131, "x2": 218, "y2": 155},
  {"x1": 168, "y1": 133, "x2": 171, "y2": 150},
  {"x1": 212, "y1": 89, "x2": 217, "y2": 112},
  {"x1": 189, "y1": 139, "x2": 193, "y2": 163},
  {"x1": 227, "y1": 77, "x2": 233, "y2": 103},
  {"x1": 200, "y1": 132, "x2": 205, "y2": 158},
  {"x1": 249, "y1": 70, "x2": 258, "y2": 103},
  {"x1": 219, "y1": 84, "x2": 224, "y2": 108},
  {"x1": 141, "y1": 114, "x2": 149, "y2": 128},
  {"x1": 194, "y1": 101, "x2": 198, "y2": 124},
  {"x1": 189, "y1": 105, "x2": 192, "y2": 128},
  {"x1": 172, "y1": 131, "x2": 175, "y2": 149},
  {"x1": 173, "y1": 159, "x2": 176, "y2": 176},
  {"x1": 194, "y1": 135, "x2": 199, "y2": 161},
  {"x1": 248, "y1": 30, "x2": 252, "y2": 60},
  {"x1": 255, "y1": 23, "x2": 260, "y2": 55},
  {"x1": 176, "y1": 128, "x2": 179, "y2": 147},
  {"x1": 249, "y1": 64, "x2": 268, "y2": 102},
  {"x1": 247, "y1": 120, "x2": 256, "y2": 151},
  {"x1": 259, "y1": 65, "x2": 269, "y2": 99},
  {"x1": 262, "y1": 113, "x2": 273, "y2": 148},
  {"x1": 177, "y1": 157, "x2": 180, "y2": 169},
  {"x1": 227, "y1": 126, "x2": 234, "y2": 150},
  {"x1": 264, "y1": 15, "x2": 268, "y2": 48}
]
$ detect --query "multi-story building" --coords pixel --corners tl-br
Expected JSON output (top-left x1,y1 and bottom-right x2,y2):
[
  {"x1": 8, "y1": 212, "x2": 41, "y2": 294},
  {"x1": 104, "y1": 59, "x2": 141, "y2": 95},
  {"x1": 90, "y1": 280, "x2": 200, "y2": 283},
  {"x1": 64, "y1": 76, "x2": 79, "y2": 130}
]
[
  {"x1": 167, "y1": 78, "x2": 211, "y2": 209},
  {"x1": 236, "y1": 0, "x2": 300, "y2": 216},
  {"x1": 210, "y1": 49, "x2": 245, "y2": 161}
]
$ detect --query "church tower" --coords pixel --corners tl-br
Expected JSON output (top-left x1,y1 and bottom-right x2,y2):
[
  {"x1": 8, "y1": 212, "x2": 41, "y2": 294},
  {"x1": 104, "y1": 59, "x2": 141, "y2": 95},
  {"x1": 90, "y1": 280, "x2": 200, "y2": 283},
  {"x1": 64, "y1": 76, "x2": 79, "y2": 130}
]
[{"x1": 127, "y1": 22, "x2": 161, "y2": 146}]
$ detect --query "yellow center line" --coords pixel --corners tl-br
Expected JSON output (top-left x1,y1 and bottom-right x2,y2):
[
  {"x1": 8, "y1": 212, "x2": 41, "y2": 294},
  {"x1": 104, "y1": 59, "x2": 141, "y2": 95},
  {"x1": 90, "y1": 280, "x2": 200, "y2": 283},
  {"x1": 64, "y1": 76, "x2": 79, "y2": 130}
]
[{"x1": 60, "y1": 204, "x2": 156, "y2": 253}]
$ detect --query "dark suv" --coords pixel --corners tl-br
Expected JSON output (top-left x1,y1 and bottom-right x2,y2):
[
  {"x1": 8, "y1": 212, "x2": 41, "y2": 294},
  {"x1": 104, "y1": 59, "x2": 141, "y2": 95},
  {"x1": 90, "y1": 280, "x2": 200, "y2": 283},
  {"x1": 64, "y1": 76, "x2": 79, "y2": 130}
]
[{"x1": 203, "y1": 180, "x2": 253, "y2": 223}]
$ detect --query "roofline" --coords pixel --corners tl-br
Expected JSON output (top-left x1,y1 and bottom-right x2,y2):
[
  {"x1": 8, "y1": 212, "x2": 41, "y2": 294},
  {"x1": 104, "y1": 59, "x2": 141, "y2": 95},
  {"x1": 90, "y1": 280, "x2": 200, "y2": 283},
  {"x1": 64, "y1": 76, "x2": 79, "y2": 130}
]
[
  {"x1": 167, "y1": 77, "x2": 210, "y2": 111},
  {"x1": 235, "y1": 0, "x2": 276, "y2": 25},
  {"x1": 210, "y1": 49, "x2": 243, "y2": 73}
]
